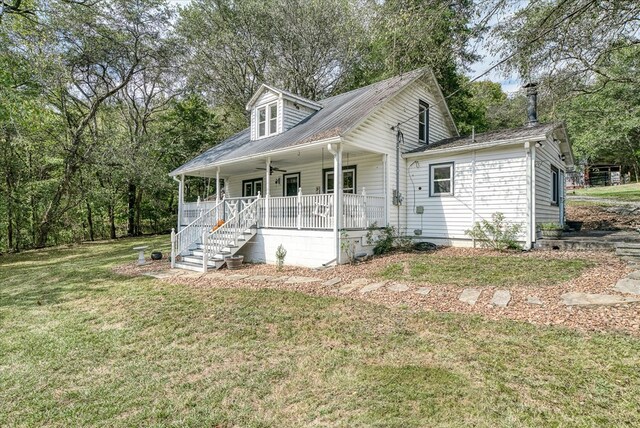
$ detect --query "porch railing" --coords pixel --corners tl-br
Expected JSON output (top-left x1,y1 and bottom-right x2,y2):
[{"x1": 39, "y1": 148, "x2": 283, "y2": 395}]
[
  {"x1": 171, "y1": 199, "x2": 224, "y2": 267},
  {"x1": 264, "y1": 190, "x2": 385, "y2": 230},
  {"x1": 201, "y1": 197, "x2": 262, "y2": 271},
  {"x1": 182, "y1": 200, "x2": 220, "y2": 226}
]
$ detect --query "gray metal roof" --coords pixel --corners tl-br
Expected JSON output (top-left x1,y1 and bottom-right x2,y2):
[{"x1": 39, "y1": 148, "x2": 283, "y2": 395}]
[
  {"x1": 170, "y1": 68, "x2": 429, "y2": 176},
  {"x1": 404, "y1": 122, "x2": 562, "y2": 154}
]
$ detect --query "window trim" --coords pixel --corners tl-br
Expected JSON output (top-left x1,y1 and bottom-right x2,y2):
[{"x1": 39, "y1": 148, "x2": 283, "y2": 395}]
[
  {"x1": 322, "y1": 166, "x2": 357, "y2": 194},
  {"x1": 419, "y1": 100, "x2": 429, "y2": 144},
  {"x1": 242, "y1": 178, "x2": 264, "y2": 197},
  {"x1": 429, "y1": 162, "x2": 454, "y2": 197},
  {"x1": 256, "y1": 101, "x2": 278, "y2": 138},
  {"x1": 551, "y1": 165, "x2": 559, "y2": 206},
  {"x1": 282, "y1": 172, "x2": 301, "y2": 197}
]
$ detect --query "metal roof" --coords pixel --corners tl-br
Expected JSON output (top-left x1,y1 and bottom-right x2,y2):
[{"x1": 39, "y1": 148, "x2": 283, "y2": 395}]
[
  {"x1": 170, "y1": 68, "x2": 430, "y2": 176},
  {"x1": 404, "y1": 122, "x2": 563, "y2": 155}
]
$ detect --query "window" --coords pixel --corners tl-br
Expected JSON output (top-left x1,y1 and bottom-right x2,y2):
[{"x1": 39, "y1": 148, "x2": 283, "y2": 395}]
[
  {"x1": 323, "y1": 167, "x2": 356, "y2": 194},
  {"x1": 551, "y1": 166, "x2": 559, "y2": 205},
  {"x1": 419, "y1": 100, "x2": 429, "y2": 144},
  {"x1": 242, "y1": 178, "x2": 263, "y2": 197},
  {"x1": 283, "y1": 173, "x2": 300, "y2": 197},
  {"x1": 257, "y1": 102, "x2": 278, "y2": 138},
  {"x1": 430, "y1": 163, "x2": 453, "y2": 196}
]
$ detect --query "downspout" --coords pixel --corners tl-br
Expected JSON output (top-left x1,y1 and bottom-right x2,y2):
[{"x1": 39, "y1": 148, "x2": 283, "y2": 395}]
[
  {"x1": 327, "y1": 143, "x2": 342, "y2": 264},
  {"x1": 173, "y1": 174, "x2": 184, "y2": 232},
  {"x1": 524, "y1": 142, "x2": 533, "y2": 250}
]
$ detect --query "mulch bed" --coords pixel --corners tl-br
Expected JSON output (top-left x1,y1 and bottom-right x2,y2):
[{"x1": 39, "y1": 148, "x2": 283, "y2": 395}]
[{"x1": 114, "y1": 248, "x2": 640, "y2": 337}]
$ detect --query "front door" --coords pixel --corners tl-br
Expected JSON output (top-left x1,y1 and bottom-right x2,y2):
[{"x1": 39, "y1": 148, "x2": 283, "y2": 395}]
[
  {"x1": 242, "y1": 178, "x2": 263, "y2": 197},
  {"x1": 283, "y1": 173, "x2": 300, "y2": 197}
]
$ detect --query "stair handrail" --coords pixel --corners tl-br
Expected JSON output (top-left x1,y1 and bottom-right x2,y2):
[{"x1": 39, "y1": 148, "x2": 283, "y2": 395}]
[
  {"x1": 171, "y1": 199, "x2": 224, "y2": 268},
  {"x1": 201, "y1": 195, "x2": 261, "y2": 271}
]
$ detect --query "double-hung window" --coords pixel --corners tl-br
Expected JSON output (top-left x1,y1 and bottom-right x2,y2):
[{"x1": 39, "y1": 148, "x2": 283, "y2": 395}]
[
  {"x1": 419, "y1": 100, "x2": 429, "y2": 144},
  {"x1": 430, "y1": 163, "x2": 453, "y2": 196},
  {"x1": 257, "y1": 102, "x2": 278, "y2": 138}
]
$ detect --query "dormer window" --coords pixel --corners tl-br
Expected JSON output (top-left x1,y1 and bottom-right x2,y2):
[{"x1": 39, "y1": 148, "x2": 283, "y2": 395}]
[{"x1": 257, "y1": 102, "x2": 278, "y2": 138}]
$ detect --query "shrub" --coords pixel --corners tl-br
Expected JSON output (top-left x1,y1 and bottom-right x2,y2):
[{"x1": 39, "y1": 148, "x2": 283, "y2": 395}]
[
  {"x1": 340, "y1": 231, "x2": 357, "y2": 264},
  {"x1": 366, "y1": 224, "x2": 410, "y2": 255},
  {"x1": 465, "y1": 212, "x2": 523, "y2": 251},
  {"x1": 275, "y1": 244, "x2": 287, "y2": 271},
  {"x1": 539, "y1": 222, "x2": 562, "y2": 230}
]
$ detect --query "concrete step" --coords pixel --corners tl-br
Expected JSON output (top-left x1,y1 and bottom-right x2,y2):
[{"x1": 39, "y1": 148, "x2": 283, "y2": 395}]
[
  {"x1": 535, "y1": 239, "x2": 616, "y2": 251},
  {"x1": 616, "y1": 248, "x2": 640, "y2": 257},
  {"x1": 180, "y1": 255, "x2": 222, "y2": 265},
  {"x1": 615, "y1": 243, "x2": 640, "y2": 250},
  {"x1": 174, "y1": 261, "x2": 205, "y2": 272}
]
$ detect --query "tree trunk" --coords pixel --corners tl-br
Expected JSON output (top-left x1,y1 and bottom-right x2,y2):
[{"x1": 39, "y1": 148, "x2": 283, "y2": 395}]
[
  {"x1": 127, "y1": 182, "x2": 136, "y2": 236},
  {"x1": 134, "y1": 188, "x2": 143, "y2": 236},
  {"x1": 108, "y1": 202, "x2": 116, "y2": 239},
  {"x1": 86, "y1": 201, "x2": 94, "y2": 241}
]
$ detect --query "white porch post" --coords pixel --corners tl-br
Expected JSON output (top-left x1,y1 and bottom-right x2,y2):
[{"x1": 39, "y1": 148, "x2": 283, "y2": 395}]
[
  {"x1": 177, "y1": 174, "x2": 185, "y2": 232},
  {"x1": 362, "y1": 187, "x2": 368, "y2": 228},
  {"x1": 328, "y1": 143, "x2": 343, "y2": 264},
  {"x1": 215, "y1": 167, "x2": 221, "y2": 221},
  {"x1": 265, "y1": 157, "x2": 271, "y2": 228},
  {"x1": 297, "y1": 187, "x2": 302, "y2": 230}
]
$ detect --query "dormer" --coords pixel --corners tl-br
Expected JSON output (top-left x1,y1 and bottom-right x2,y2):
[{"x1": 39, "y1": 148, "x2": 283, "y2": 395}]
[{"x1": 246, "y1": 84, "x2": 321, "y2": 141}]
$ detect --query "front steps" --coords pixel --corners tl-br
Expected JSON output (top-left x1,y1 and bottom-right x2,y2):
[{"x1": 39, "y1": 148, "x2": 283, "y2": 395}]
[
  {"x1": 174, "y1": 227, "x2": 257, "y2": 272},
  {"x1": 616, "y1": 243, "x2": 640, "y2": 264}
]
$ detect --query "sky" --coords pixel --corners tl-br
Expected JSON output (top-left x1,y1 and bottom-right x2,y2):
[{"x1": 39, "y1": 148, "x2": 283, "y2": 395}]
[{"x1": 167, "y1": 0, "x2": 522, "y2": 94}]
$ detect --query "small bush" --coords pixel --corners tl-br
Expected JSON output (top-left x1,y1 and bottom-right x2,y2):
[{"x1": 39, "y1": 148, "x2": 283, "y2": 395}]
[
  {"x1": 465, "y1": 212, "x2": 523, "y2": 251},
  {"x1": 366, "y1": 224, "x2": 411, "y2": 255},
  {"x1": 340, "y1": 231, "x2": 357, "y2": 264},
  {"x1": 275, "y1": 244, "x2": 287, "y2": 271}
]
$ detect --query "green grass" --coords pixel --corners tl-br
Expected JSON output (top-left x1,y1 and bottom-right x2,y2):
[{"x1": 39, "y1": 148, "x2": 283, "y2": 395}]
[
  {"x1": 378, "y1": 254, "x2": 593, "y2": 286},
  {"x1": 571, "y1": 182, "x2": 640, "y2": 202},
  {"x1": 1, "y1": 237, "x2": 640, "y2": 426}
]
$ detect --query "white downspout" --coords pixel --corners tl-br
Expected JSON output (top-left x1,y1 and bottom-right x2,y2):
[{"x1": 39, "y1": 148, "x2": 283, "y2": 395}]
[
  {"x1": 524, "y1": 142, "x2": 533, "y2": 250},
  {"x1": 327, "y1": 143, "x2": 343, "y2": 264}
]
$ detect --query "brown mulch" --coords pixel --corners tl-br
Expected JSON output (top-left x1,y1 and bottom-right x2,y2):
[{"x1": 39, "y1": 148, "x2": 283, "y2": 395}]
[
  {"x1": 113, "y1": 248, "x2": 640, "y2": 337},
  {"x1": 567, "y1": 204, "x2": 640, "y2": 231}
]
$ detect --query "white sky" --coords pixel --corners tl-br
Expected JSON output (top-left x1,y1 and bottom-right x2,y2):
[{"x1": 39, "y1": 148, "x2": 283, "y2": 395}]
[{"x1": 167, "y1": 0, "x2": 522, "y2": 94}]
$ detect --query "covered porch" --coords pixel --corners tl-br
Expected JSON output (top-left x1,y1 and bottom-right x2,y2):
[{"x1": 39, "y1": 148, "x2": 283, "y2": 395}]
[{"x1": 176, "y1": 141, "x2": 389, "y2": 232}]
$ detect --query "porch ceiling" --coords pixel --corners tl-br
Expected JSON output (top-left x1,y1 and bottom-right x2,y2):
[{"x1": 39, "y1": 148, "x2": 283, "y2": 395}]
[{"x1": 187, "y1": 145, "x2": 378, "y2": 177}]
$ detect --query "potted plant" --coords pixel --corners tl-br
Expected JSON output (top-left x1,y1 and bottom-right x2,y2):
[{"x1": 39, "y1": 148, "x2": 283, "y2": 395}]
[
  {"x1": 539, "y1": 223, "x2": 564, "y2": 239},
  {"x1": 225, "y1": 255, "x2": 244, "y2": 270},
  {"x1": 151, "y1": 250, "x2": 163, "y2": 260}
]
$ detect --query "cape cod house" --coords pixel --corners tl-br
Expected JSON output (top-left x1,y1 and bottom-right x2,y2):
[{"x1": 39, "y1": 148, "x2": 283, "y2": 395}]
[{"x1": 169, "y1": 68, "x2": 574, "y2": 271}]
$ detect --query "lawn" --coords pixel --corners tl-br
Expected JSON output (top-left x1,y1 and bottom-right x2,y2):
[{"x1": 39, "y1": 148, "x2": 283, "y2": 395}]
[
  {"x1": 378, "y1": 253, "x2": 592, "y2": 286},
  {"x1": 571, "y1": 182, "x2": 640, "y2": 202},
  {"x1": 1, "y1": 237, "x2": 640, "y2": 427}
]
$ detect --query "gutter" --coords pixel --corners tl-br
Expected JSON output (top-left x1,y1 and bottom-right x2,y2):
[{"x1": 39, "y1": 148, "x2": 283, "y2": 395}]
[{"x1": 403, "y1": 135, "x2": 548, "y2": 159}]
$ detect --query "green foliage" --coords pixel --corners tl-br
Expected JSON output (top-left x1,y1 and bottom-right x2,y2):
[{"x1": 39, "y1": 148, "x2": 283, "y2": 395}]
[
  {"x1": 340, "y1": 230, "x2": 356, "y2": 264},
  {"x1": 539, "y1": 223, "x2": 562, "y2": 231},
  {"x1": 275, "y1": 244, "x2": 287, "y2": 271},
  {"x1": 465, "y1": 212, "x2": 523, "y2": 252}
]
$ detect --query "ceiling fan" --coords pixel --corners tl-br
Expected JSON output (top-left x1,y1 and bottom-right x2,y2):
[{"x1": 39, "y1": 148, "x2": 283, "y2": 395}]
[{"x1": 256, "y1": 165, "x2": 287, "y2": 175}]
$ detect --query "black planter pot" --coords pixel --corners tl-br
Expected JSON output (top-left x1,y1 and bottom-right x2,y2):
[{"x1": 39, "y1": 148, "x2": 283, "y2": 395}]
[{"x1": 151, "y1": 251, "x2": 163, "y2": 260}]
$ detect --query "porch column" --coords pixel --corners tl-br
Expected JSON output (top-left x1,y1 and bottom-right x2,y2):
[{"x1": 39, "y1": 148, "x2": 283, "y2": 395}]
[
  {"x1": 265, "y1": 157, "x2": 271, "y2": 228},
  {"x1": 328, "y1": 143, "x2": 343, "y2": 264},
  {"x1": 215, "y1": 167, "x2": 220, "y2": 222},
  {"x1": 177, "y1": 174, "x2": 185, "y2": 232}
]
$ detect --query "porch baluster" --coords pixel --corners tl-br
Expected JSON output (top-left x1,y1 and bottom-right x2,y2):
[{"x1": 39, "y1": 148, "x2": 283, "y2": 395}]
[
  {"x1": 297, "y1": 188, "x2": 302, "y2": 230},
  {"x1": 362, "y1": 187, "x2": 368, "y2": 228}
]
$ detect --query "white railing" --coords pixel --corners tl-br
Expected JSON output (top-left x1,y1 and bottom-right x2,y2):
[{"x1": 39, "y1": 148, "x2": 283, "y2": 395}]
[
  {"x1": 182, "y1": 200, "x2": 220, "y2": 226},
  {"x1": 201, "y1": 197, "x2": 262, "y2": 271},
  {"x1": 344, "y1": 192, "x2": 386, "y2": 229},
  {"x1": 171, "y1": 199, "x2": 224, "y2": 268},
  {"x1": 262, "y1": 190, "x2": 385, "y2": 230}
]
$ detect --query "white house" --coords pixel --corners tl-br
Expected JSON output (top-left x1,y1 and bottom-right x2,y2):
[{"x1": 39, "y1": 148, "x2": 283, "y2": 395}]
[{"x1": 169, "y1": 68, "x2": 574, "y2": 271}]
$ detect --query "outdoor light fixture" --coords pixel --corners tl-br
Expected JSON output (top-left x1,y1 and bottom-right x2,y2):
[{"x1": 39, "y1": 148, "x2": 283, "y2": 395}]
[{"x1": 535, "y1": 141, "x2": 544, "y2": 148}]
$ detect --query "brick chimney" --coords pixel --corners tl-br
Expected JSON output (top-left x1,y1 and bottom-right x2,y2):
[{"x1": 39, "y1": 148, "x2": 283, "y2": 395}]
[{"x1": 523, "y1": 82, "x2": 539, "y2": 127}]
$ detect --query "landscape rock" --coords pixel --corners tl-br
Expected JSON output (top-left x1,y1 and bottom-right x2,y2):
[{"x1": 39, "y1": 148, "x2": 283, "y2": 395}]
[
  {"x1": 459, "y1": 288, "x2": 481, "y2": 305},
  {"x1": 491, "y1": 290, "x2": 511, "y2": 308},
  {"x1": 526, "y1": 296, "x2": 544, "y2": 305},
  {"x1": 627, "y1": 271, "x2": 640, "y2": 280},
  {"x1": 614, "y1": 278, "x2": 640, "y2": 295},
  {"x1": 285, "y1": 276, "x2": 321, "y2": 284},
  {"x1": 415, "y1": 287, "x2": 431, "y2": 296},
  {"x1": 322, "y1": 277, "x2": 342, "y2": 287},
  {"x1": 561, "y1": 292, "x2": 640, "y2": 306},
  {"x1": 360, "y1": 281, "x2": 387, "y2": 293},
  {"x1": 387, "y1": 282, "x2": 410, "y2": 292},
  {"x1": 338, "y1": 283, "x2": 360, "y2": 294}
]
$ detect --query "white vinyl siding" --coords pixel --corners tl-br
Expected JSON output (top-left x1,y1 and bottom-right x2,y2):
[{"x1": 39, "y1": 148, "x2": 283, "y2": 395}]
[
  {"x1": 250, "y1": 90, "x2": 281, "y2": 140},
  {"x1": 535, "y1": 137, "x2": 565, "y2": 224},
  {"x1": 406, "y1": 146, "x2": 528, "y2": 242},
  {"x1": 283, "y1": 99, "x2": 316, "y2": 130},
  {"x1": 226, "y1": 153, "x2": 385, "y2": 199}
]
